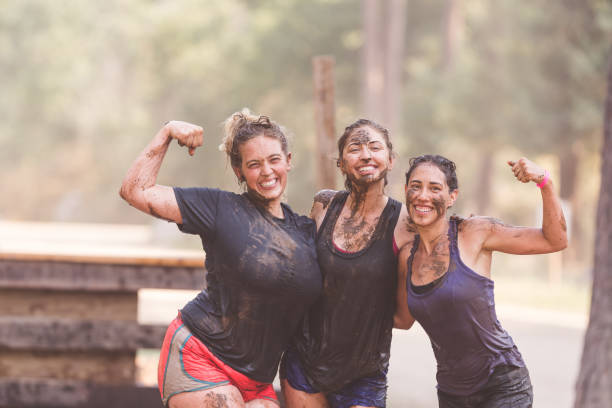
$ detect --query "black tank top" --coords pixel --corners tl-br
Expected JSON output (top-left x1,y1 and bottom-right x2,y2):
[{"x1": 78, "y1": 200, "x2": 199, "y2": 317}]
[{"x1": 292, "y1": 191, "x2": 401, "y2": 392}]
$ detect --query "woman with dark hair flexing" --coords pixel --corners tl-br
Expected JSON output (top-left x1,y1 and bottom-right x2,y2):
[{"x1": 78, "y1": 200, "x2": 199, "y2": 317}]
[
  {"x1": 394, "y1": 155, "x2": 567, "y2": 407},
  {"x1": 119, "y1": 110, "x2": 322, "y2": 407},
  {"x1": 281, "y1": 119, "x2": 414, "y2": 408}
]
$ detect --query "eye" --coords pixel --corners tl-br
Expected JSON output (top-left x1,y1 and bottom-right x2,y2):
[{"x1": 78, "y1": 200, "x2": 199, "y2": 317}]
[{"x1": 248, "y1": 163, "x2": 259, "y2": 169}]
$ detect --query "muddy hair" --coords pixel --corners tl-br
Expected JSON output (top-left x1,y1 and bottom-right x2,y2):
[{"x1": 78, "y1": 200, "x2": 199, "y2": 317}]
[
  {"x1": 219, "y1": 108, "x2": 289, "y2": 171},
  {"x1": 337, "y1": 118, "x2": 393, "y2": 191},
  {"x1": 405, "y1": 154, "x2": 458, "y2": 192}
]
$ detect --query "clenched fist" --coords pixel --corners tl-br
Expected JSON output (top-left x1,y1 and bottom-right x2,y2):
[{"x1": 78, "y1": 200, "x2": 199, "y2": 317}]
[
  {"x1": 507, "y1": 157, "x2": 547, "y2": 185},
  {"x1": 165, "y1": 121, "x2": 204, "y2": 156}
]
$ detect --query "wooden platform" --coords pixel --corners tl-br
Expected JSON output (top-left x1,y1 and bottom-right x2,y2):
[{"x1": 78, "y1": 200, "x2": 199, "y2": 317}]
[{"x1": 0, "y1": 234, "x2": 206, "y2": 408}]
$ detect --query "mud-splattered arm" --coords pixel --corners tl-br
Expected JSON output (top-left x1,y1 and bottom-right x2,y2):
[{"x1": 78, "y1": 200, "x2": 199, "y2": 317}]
[
  {"x1": 394, "y1": 244, "x2": 416, "y2": 330},
  {"x1": 119, "y1": 121, "x2": 203, "y2": 223},
  {"x1": 473, "y1": 158, "x2": 567, "y2": 254}
]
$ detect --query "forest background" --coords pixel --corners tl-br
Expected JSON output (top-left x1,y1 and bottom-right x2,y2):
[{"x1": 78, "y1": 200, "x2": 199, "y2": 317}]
[{"x1": 1, "y1": 0, "x2": 612, "y2": 406}]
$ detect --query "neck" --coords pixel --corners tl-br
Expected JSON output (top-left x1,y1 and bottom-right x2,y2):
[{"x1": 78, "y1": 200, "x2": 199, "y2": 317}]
[
  {"x1": 416, "y1": 217, "x2": 449, "y2": 255},
  {"x1": 266, "y1": 202, "x2": 284, "y2": 218},
  {"x1": 247, "y1": 191, "x2": 284, "y2": 219},
  {"x1": 346, "y1": 181, "x2": 386, "y2": 216}
]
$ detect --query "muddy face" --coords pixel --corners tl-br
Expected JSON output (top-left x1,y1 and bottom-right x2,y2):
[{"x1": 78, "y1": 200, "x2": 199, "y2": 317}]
[
  {"x1": 339, "y1": 127, "x2": 392, "y2": 192},
  {"x1": 405, "y1": 163, "x2": 457, "y2": 228}
]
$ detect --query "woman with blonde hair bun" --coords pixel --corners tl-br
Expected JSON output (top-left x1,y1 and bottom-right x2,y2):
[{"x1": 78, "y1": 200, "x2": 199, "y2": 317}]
[{"x1": 120, "y1": 109, "x2": 322, "y2": 407}]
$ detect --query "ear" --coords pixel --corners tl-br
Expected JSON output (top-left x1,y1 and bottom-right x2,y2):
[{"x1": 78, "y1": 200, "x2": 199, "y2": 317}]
[
  {"x1": 388, "y1": 153, "x2": 395, "y2": 171},
  {"x1": 232, "y1": 166, "x2": 244, "y2": 182},
  {"x1": 286, "y1": 152, "x2": 292, "y2": 171},
  {"x1": 337, "y1": 157, "x2": 347, "y2": 174},
  {"x1": 447, "y1": 189, "x2": 458, "y2": 208}
]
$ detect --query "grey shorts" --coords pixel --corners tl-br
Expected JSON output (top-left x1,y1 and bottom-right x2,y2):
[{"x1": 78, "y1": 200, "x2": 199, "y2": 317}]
[{"x1": 437, "y1": 365, "x2": 533, "y2": 408}]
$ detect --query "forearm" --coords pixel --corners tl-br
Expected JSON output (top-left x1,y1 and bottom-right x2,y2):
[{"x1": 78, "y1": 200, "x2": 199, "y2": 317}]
[
  {"x1": 119, "y1": 125, "x2": 172, "y2": 212},
  {"x1": 540, "y1": 180, "x2": 568, "y2": 251}
]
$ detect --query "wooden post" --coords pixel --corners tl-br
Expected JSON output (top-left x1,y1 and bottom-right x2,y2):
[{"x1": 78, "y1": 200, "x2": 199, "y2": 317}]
[{"x1": 313, "y1": 55, "x2": 337, "y2": 191}]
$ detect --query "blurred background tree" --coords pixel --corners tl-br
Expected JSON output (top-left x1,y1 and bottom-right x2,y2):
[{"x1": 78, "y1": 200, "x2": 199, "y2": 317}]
[{"x1": 1, "y1": 0, "x2": 611, "y2": 275}]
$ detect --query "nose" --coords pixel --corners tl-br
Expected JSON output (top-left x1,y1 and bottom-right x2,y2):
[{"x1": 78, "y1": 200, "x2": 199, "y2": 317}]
[
  {"x1": 359, "y1": 145, "x2": 372, "y2": 160},
  {"x1": 261, "y1": 161, "x2": 273, "y2": 175}
]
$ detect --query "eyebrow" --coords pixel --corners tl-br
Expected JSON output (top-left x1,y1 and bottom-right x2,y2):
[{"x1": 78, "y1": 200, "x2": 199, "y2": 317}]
[
  {"x1": 410, "y1": 179, "x2": 443, "y2": 186},
  {"x1": 347, "y1": 139, "x2": 383, "y2": 146},
  {"x1": 246, "y1": 154, "x2": 282, "y2": 165}
]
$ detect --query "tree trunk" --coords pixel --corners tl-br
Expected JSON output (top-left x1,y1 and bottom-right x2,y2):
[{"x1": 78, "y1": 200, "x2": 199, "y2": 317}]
[
  {"x1": 474, "y1": 148, "x2": 494, "y2": 215},
  {"x1": 442, "y1": 0, "x2": 463, "y2": 71},
  {"x1": 361, "y1": 0, "x2": 385, "y2": 123},
  {"x1": 573, "y1": 49, "x2": 612, "y2": 408},
  {"x1": 312, "y1": 56, "x2": 337, "y2": 190},
  {"x1": 383, "y1": 0, "x2": 407, "y2": 134}
]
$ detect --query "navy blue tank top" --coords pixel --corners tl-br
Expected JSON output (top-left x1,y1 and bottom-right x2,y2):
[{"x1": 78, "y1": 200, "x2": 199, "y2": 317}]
[{"x1": 406, "y1": 218, "x2": 525, "y2": 396}]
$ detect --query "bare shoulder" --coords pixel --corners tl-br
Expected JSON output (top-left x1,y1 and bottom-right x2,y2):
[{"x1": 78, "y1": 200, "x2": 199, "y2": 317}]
[
  {"x1": 394, "y1": 204, "x2": 417, "y2": 249},
  {"x1": 310, "y1": 189, "x2": 338, "y2": 225},
  {"x1": 458, "y1": 215, "x2": 505, "y2": 231},
  {"x1": 457, "y1": 216, "x2": 515, "y2": 246}
]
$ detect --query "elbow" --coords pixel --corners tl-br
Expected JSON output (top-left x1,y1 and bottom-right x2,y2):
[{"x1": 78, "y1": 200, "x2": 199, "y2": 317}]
[
  {"x1": 119, "y1": 182, "x2": 133, "y2": 204},
  {"x1": 393, "y1": 315, "x2": 415, "y2": 330},
  {"x1": 548, "y1": 235, "x2": 568, "y2": 252},
  {"x1": 557, "y1": 236, "x2": 569, "y2": 251}
]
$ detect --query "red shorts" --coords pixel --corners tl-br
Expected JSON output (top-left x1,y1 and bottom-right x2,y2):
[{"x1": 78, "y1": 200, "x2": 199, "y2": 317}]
[{"x1": 157, "y1": 315, "x2": 278, "y2": 407}]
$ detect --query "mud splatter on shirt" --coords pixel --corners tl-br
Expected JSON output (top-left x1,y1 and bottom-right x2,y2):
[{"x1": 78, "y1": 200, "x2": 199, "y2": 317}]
[{"x1": 174, "y1": 187, "x2": 322, "y2": 383}]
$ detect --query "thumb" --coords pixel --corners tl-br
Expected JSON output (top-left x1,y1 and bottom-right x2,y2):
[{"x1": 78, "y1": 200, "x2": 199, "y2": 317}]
[
  {"x1": 507, "y1": 160, "x2": 515, "y2": 167},
  {"x1": 189, "y1": 147, "x2": 195, "y2": 156}
]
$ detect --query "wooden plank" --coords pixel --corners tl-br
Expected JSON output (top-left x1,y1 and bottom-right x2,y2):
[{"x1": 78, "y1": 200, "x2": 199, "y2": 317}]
[
  {"x1": 312, "y1": 55, "x2": 337, "y2": 190},
  {"x1": 0, "y1": 289, "x2": 137, "y2": 321},
  {"x1": 0, "y1": 317, "x2": 166, "y2": 351},
  {"x1": 0, "y1": 378, "x2": 163, "y2": 408},
  {"x1": 0, "y1": 351, "x2": 136, "y2": 385},
  {"x1": 0, "y1": 260, "x2": 205, "y2": 291},
  {"x1": 0, "y1": 380, "x2": 285, "y2": 408},
  {"x1": 0, "y1": 250, "x2": 204, "y2": 268}
]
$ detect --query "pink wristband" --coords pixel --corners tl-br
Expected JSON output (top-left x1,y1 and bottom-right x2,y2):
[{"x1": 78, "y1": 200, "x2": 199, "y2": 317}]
[{"x1": 537, "y1": 170, "x2": 550, "y2": 188}]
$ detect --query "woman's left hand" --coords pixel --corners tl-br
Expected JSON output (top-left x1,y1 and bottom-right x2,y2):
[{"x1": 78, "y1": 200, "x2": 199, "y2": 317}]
[{"x1": 507, "y1": 157, "x2": 547, "y2": 184}]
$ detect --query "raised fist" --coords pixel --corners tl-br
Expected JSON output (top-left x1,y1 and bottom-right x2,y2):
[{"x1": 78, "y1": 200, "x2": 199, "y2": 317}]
[
  {"x1": 507, "y1": 157, "x2": 547, "y2": 184},
  {"x1": 165, "y1": 121, "x2": 204, "y2": 156}
]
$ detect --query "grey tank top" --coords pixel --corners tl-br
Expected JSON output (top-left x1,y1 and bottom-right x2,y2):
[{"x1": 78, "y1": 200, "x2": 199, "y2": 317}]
[{"x1": 406, "y1": 218, "x2": 525, "y2": 396}]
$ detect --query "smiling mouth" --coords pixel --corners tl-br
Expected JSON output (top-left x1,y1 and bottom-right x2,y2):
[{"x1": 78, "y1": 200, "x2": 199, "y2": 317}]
[
  {"x1": 260, "y1": 178, "x2": 278, "y2": 189},
  {"x1": 357, "y1": 165, "x2": 376, "y2": 175},
  {"x1": 414, "y1": 205, "x2": 433, "y2": 215}
]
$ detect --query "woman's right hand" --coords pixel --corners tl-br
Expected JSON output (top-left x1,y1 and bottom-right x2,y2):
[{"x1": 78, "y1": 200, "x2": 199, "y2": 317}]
[{"x1": 166, "y1": 121, "x2": 204, "y2": 156}]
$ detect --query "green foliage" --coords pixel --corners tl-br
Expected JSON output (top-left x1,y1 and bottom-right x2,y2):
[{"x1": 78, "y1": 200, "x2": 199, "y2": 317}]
[{"x1": 0, "y1": 0, "x2": 610, "y2": 224}]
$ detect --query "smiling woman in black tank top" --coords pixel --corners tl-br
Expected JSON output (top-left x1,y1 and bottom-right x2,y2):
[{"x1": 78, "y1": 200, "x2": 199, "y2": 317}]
[
  {"x1": 394, "y1": 154, "x2": 568, "y2": 408},
  {"x1": 280, "y1": 119, "x2": 415, "y2": 408}
]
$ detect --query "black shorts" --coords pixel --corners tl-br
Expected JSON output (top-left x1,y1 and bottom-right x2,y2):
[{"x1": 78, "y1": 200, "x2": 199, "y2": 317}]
[{"x1": 437, "y1": 365, "x2": 533, "y2": 408}]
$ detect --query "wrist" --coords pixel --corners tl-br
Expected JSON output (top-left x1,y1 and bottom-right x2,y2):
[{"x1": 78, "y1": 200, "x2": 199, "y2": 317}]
[{"x1": 536, "y1": 170, "x2": 550, "y2": 188}]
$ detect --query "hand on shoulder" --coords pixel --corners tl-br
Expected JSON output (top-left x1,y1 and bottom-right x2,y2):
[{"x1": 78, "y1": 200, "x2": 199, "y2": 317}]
[{"x1": 310, "y1": 189, "x2": 338, "y2": 228}]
